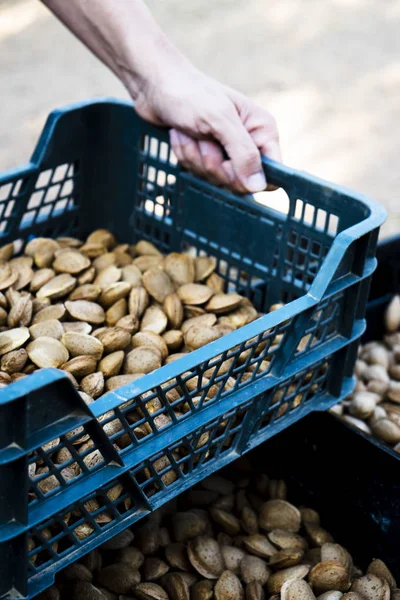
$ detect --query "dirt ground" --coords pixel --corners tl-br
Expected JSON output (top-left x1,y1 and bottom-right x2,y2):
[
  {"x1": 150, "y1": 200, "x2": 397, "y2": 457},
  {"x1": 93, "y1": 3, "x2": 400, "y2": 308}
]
[{"x1": 1, "y1": 0, "x2": 399, "y2": 237}]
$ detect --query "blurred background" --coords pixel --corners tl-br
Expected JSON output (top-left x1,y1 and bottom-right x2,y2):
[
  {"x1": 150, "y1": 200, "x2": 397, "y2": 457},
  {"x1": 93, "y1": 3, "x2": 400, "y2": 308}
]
[{"x1": 1, "y1": 0, "x2": 399, "y2": 237}]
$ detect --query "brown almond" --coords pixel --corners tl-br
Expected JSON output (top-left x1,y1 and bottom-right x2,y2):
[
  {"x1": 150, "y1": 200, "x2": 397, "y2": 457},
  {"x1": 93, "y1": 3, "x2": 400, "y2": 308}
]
[
  {"x1": 192, "y1": 580, "x2": 214, "y2": 600},
  {"x1": 78, "y1": 267, "x2": 96, "y2": 285},
  {"x1": 210, "y1": 508, "x2": 241, "y2": 536},
  {"x1": 308, "y1": 561, "x2": 351, "y2": 593},
  {"x1": 351, "y1": 574, "x2": 391, "y2": 600},
  {"x1": 69, "y1": 284, "x2": 101, "y2": 302},
  {"x1": 187, "y1": 536, "x2": 224, "y2": 579},
  {"x1": 240, "y1": 555, "x2": 270, "y2": 585},
  {"x1": 30, "y1": 319, "x2": 64, "y2": 340},
  {"x1": 384, "y1": 295, "x2": 400, "y2": 333},
  {"x1": 62, "y1": 355, "x2": 97, "y2": 378},
  {"x1": 163, "y1": 329, "x2": 183, "y2": 352},
  {"x1": 7, "y1": 295, "x2": 32, "y2": 328},
  {"x1": 86, "y1": 229, "x2": 116, "y2": 250},
  {"x1": 134, "y1": 583, "x2": 168, "y2": 600},
  {"x1": 141, "y1": 305, "x2": 168, "y2": 335},
  {"x1": 32, "y1": 303, "x2": 66, "y2": 323},
  {"x1": 242, "y1": 535, "x2": 277, "y2": 558},
  {"x1": 106, "y1": 298, "x2": 128, "y2": 326},
  {"x1": 0, "y1": 327, "x2": 30, "y2": 355},
  {"x1": 27, "y1": 336, "x2": 69, "y2": 368},
  {"x1": 178, "y1": 283, "x2": 213, "y2": 305},
  {"x1": 132, "y1": 331, "x2": 168, "y2": 361},
  {"x1": 268, "y1": 530, "x2": 307, "y2": 552},
  {"x1": 164, "y1": 293, "x2": 184, "y2": 329},
  {"x1": 99, "y1": 351, "x2": 124, "y2": 377},
  {"x1": 207, "y1": 272, "x2": 225, "y2": 294},
  {"x1": 181, "y1": 313, "x2": 217, "y2": 334},
  {"x1": 96, "y1": 564, "x2": 140, "y2": 594},
  {"x1": 280, "y1": 580, "x2": 316, "y2": 600},
  {"x1": 122, "y1": 264, "x2": 142, "y2": 286},
  {"x1": 136, "y1": 240, "x2": 163, "y2": 257},
  {"x1": 185, "y1": 326, "x2": 224, "y2": 350},
  {"x1": 143, "y1": 269, "x2": 174, "y2": 303},
  {"x1": 65, "y1": 300, "x2": 105, "y2": 324},
  {"x1": 195, "y1": 256, "x2": 216, "y2": 281},
  {"x1": 221, "y1": 546, "x2": 246, "y2": 575},
  {"x1": 267, "y1": 565, "x2": 310, "y2": 594},
  {"x1": 129, "y1": 287, "x2": 149, "y2": 318},
  {"x1": 205, "y1": 293, "x2": 243, "y2": 314},
  {"x1": 53, "y1": 249, "x2": 90, "y2": 274},
  {"x1": 61, "y1": 332, "x2": 104, "y2": 359},
  {"x1": 80, "y1": 371, "x2": 104, "y2": 398},
  {"x1": 367, "y1": 559, "x2": 396, "y2": 589},
  {"x1": 25, "y1": 237, "x2": 59, "y2": 258},
  {"x1": 0, "y1": 263, "x2": 18, "y2": 290},
  {"x1": 124, "y1": 346, "x2": 162, "y2": 374},
  {"x1": 215, "y1": 570, "x2": 244, "y2": 600},
  {"x1": 97, "y1": 327, "x2": 131, "y2": 353},
  {"x1": 106, "y1": 373, "x2": 145, "y2": 391},
  {"x1": 0, "y1": 348, "x2": 28, "y2": 373},
  {"x1": 100, "y1": 282, "x2": 131, "y2": 308},
  {"x1": 0, "y1": 242, "x2": 14, "y2": 262},
  {"x1": 259, "y1": 500, "x2": 301, "y2": 533},
  {"x1": 37, "y1": 274, "x2": 76, "y2": 300},
  {"x1": 63, "y1": 321, "x2": 92, "y2": 335},
  {"x1": 30, "y1": 268, "x2": 55, "y2": 293},
  {"x1": 134, "y1": 255, "x2": 164, "y2": 272},
  {"x1": 94, "y1": 265, "x2": 122, "y2": 289},
  {"x1": 164, "y1": 253, "x2": 195, "y2": 287}
]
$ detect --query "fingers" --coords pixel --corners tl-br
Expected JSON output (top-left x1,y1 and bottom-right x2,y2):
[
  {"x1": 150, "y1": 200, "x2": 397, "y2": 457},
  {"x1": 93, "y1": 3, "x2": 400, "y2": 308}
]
[
  {"x1": 169, "y1": 130, "x2": 233, "y2": 188},
  {"x1": 197, "y1": 139, "x2": 232, "y2": 188},
  {"x1": 209, "y1": 110, "x2": 267, "y2": 193}
]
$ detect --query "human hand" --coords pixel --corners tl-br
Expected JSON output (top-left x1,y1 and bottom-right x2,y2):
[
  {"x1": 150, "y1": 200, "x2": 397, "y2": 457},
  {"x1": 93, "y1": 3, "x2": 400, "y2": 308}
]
[
  {"x1": 134, "y1": 62, "x2": 281, "y2": 194},
  {"x1": 42, "y1": 0, "x2": 280, "y2": 193}
]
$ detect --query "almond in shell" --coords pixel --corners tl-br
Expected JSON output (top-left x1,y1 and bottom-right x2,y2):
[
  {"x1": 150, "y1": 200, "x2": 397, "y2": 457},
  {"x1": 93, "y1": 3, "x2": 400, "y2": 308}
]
[
  {"x1": 53, "y1": 249, "x2": 90, "y2": 274},
  {"x1": 0, "y1": 327, "x2": 30, "y2": 355},
  {"x1": 124, "y1": 346, "x2": 162, "y2": 374},
  {"x1": 30, "y1": 319, "x2": 64, "y2": 340},
  {"x1": 187, "y1": 536, "x2": 224, "y2": 579},
  {"x1": 178, "y1": 283, "x2": 213, "y2": 306},
  {"x1": 27, "y1": 336, "x2": 69, "y2": 368},
  {"x1": 164, "y1": 293, "x2": 184, "y2": 329},
  {"x1": 143, "y1": 269, "x2": 174, "y2": 303},
  {"x1": 141, "y1": 305, "x2": 168, "y2": 335},
  {"x1": 37, "y1": 274, "x2": 76, "y2": 300},
  {"x1": 65, "y1": 300, "x2": 105, "y2": 324},
  {"x1": 164, "y1": 253, "x2": 195, "y2": 287},
  {"x1": 61, "y1": 332, "x2": 104, "y2": 359}
]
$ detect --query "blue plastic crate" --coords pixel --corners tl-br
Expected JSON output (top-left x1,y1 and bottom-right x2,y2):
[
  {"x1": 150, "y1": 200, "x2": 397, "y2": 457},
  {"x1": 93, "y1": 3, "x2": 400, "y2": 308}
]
[{"x1": 0, "y1": 99, "x2": 386, "y2": 599}]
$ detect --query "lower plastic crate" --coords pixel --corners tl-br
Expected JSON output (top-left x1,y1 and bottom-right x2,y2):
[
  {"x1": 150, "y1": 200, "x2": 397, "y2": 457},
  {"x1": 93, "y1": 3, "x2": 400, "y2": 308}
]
[
  {"x1": 0, "y1": 99, "x2": 386, "y2": 598},
  {"x1": 225, "y1": 411, "x2": 400, "y2": 578}
]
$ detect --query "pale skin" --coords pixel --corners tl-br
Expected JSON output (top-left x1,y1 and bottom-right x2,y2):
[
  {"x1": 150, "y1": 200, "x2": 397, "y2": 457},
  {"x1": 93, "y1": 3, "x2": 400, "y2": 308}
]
[{"x1": 42, "y1": 0, "x2": 281, "y2": 194}]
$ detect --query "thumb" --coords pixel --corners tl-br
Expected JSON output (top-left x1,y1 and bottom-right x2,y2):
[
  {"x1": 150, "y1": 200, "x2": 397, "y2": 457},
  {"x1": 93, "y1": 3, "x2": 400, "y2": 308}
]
[{"x1": 213, "y1": 114, "x2": 266, "y2": 193}]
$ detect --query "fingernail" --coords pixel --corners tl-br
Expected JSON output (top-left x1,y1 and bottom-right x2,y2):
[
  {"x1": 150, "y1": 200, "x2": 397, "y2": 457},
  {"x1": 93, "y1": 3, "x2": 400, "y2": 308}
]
[{"x1": 246, "y1": 171, "x2": 266, "y2": 192}]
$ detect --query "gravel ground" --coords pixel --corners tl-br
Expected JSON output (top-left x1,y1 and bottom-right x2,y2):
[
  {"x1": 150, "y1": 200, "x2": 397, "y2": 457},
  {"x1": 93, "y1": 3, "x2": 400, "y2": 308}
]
[{"x1": 1, "y1": 0, "x2": 399, "y2": 237}]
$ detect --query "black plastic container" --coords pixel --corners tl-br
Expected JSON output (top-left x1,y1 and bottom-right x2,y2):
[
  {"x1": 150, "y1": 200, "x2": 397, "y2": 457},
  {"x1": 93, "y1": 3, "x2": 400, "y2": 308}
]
[{"x1": 233, "y1": 411, "x2": 400, "y2": 578}]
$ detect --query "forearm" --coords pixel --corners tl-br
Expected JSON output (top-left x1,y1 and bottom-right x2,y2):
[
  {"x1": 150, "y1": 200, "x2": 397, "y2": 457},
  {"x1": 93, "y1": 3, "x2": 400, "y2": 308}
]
[{"x1": 41, "y1": 0, "x2": 187, "y2": 99}]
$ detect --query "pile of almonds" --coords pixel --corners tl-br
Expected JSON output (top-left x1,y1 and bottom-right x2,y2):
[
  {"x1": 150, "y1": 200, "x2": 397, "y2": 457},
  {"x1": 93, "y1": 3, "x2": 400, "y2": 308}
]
[
  {"x1": 0, "y1": 230, "x2": 273, "y2": 398},
  {"x1": 37, "y1": 469, "x2": 398, "y2": 600},
  {"x1": 333, "y1": 295, "x2": 400, "y2": 450},
  {"x1": 0, "y1": 230, "x2": 294, "y2": 515}
]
